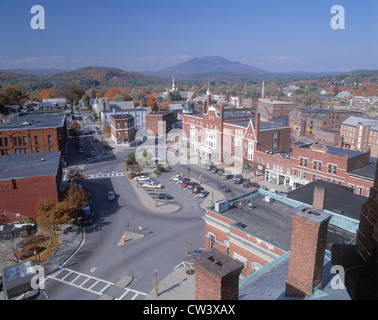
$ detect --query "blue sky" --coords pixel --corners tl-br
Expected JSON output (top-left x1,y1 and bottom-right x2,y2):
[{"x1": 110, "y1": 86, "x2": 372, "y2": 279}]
[{"x1": 0, "y1": 0, "x2": 377, "y2": 73}]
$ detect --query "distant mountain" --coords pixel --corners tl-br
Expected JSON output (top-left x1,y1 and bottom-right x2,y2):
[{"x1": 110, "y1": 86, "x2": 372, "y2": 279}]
[
  {"x1": 0, "y1": 69, "x2": 69, "y2": 76},
  {"x1": 0, "y1": 66, "x2": 163, "y2": 94},
  {"x1": 147, "y1": 56, "x2": 268, "y2": 78}
]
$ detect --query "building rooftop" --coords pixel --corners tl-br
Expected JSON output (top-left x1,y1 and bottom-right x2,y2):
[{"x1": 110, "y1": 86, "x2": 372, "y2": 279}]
[
  {"x1": 258, "y1": 99, "x2": 295, "y2": 105},
  {"x1": 0, "y1": 152, "x2": 61, "y2": 181},
  {"x1": 110, "y1": 114, "x2": 134, "y2": 120},
  {"x1": 287, "y1": 180, "x2": 366, "y2": 221},
  {"x1": 239, "y1": 250, "x2": 351, "y2": 300},
  {"x1": 347, "y1": 160, "x2": 377, "y2": 180},
  {"x1": 208, "y1": 190, "x2": 356, "y2": 252},
  {"x1": 342, "y1": 116, "x2": 378, "y2": 131},
  {"x1": 0, "y1": 112, "x2": 66, "y2": 131}
]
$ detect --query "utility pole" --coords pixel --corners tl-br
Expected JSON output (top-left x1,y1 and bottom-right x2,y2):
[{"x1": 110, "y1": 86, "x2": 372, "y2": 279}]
[{"x1": 154, "y1": 269, "x2": 159, "y2": 297}]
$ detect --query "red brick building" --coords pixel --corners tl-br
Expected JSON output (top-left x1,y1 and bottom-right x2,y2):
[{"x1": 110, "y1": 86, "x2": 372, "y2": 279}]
[
  {"x1": 289, "y1": 106, "x2": 361, "y2": 138},
  {"x1": 340, "y1": 116, "x2": 378, "y2": 157},
  {"x1": 291, "y1": 143, "x2": 372, "y2": 195},
  {"x1": 182, "y1": 93, "x2": 291, "y2": 173},
  {"x1": 0, "y1": 152, "x2": 62, "y2": 222},
  {"x1": 0, "y1": 112, "x2": 67, "y2": 157},
  {"x1": 257, "y1": 99, "x2": 295, "y2": 121},
  {"x1": 145, "y1": 111, "x2": 179, "y2": 136},
  {"x1": 110, "y1": 114, "x2": 136, "y2": 147}
]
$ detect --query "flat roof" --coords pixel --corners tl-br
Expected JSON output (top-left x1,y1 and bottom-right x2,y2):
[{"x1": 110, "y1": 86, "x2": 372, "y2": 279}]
[
  {"x1": 0, "y1": 152, "x2": 61, "y2": 181},
  {"x1": 0, "y1": 112, "x2": 66, "y2": 131},
  {"x1": 208, "y1": 189, "x2": 356, "y2": 251},
  {"x1": 287, "y1": 180, "x2": 366, "y2": 220}
]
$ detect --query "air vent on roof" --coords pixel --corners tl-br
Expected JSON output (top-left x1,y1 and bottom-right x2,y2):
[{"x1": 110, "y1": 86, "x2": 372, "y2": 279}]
[
  {"x1": 21, "y1": 120, "x2": 31, "y2": 126},
  {"x1": 41, "y1": 158, "x2": 46, "y2": 161}
]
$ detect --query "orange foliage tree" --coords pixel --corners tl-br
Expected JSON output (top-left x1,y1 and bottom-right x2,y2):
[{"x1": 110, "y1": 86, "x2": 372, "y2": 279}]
[{"x1": 105, "y1": 88, "x2": 121, "y2": 101}]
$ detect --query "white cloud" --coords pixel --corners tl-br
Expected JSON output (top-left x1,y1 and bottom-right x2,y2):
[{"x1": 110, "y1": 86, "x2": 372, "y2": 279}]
[{"x1": 266, "y1": 56, "x2": 300, "y2": 62}]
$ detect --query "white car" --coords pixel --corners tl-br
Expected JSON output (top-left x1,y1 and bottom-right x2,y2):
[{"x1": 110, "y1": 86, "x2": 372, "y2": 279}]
[
  {"x1": 172, "y1": 175, "x2": 182, "y2": 181},
  {"x1": 134, "y1": 175, "x2": 150, "y2": 181}
]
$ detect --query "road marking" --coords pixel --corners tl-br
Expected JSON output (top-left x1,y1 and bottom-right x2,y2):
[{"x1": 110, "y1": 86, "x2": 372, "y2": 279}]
[
  {"x1": 47, "y1": 267, "x2": 147, "y2": 300},
  {"x1": 86, "y1": 172, "x2": 127, "y2": 179}
]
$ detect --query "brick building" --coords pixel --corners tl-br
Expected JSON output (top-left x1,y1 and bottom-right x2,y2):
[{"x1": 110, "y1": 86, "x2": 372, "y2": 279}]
[
  {"x1": 289, "y1": 106, "x2": 361, "y2": 138},
  {"x1": 145, "y1": 111, "x2": 179, "y2": 136},
  {"x1": 256, "y1": 99, "x2": 295, "y2": 122},
  {"x1": 340, "y1": 116, "x2": 378, "y2": 157},
  {"x1": 109, "y1": 114, "x2": 136, "y2": 147},
  {"x1": 203, "y1": 186, "x2": 356, "y2": 280},
  {"x1": 182, "y1": 92, "x2": 291, "y2": 173},
  {"x1": 0, "y1": 112, "x2": 67, "y2": 157},
  {"x1": 0, "y1": 152, "x2": 62, "y2": 222},
  {"x1": 290, "y1": 143, "x2": 372, "y2": 195}
]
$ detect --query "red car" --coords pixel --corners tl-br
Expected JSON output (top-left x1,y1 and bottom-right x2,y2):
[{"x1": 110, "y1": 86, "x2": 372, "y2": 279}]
[
  {"x1": 250, "y1": 182, "x2": 260, "y2": 190},
  {"x1": 192, "y1": 186, "x2": 204, "y2": 193}
]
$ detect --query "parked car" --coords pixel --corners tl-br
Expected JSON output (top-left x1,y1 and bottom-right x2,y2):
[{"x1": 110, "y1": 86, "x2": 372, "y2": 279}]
[
  {"x1": 243, "y1": 180, "x2": 251, "y2": 188},
  {"x1": 192, "y1": 186, "x2": 204, "y2": 193},
  {"x1": 15, "y1": 225, "x2": 37, "y2": 238},
  {"x1": 1, "y1": 224, "x2": 14, "y2": 240},
  {"x1": 233, "y1": 174, "x2": 243, "y2": 184},
  {"x1": 249, "y1": 182, "x2": 260, "y2": 190},
  {"x1": 270, "y1": 189, "x2": 278, "y2": 194},
  {"x1": 205, "y1": 164, "x2": 214, "y2": 171},
  {"x1": 211, "y1": 167, "x2": 219, "y2": 174},
  {"x1": 181, "y1": 180, "x2": 193, "y2": 188},
  {"x1": 157, "y1": 193, "x2": 173, "y2": 200},
  {"x1": 107, "y1": 191, "x2": 116, "y2": 201},
  {"x1": 217, "y1": 185, "x2": 231, "y2": 193},
  {"x1": 186, "y1": 249, "x2": 204, "y2": 259},
  {"x1": 143, "y1": 183, "x2": 163, "y2": 190},
  {"x1": 198, "y1": 190, "x2": 209, "y2": 198},
  {"x1": 90, "y1": 150, "x2": 96, "y2": 157},
  {"x1": 187, "y1": 182, "x2": 199, "y2": 189},
  {"x1": 260, "y1": 185, "x2": 268, "y2": 191},
  {"x1": 172, "y1": 175, "x2": 182, "y2": 181},
  {"x1": 278, "y1": 191, "x2": 288, "y2": 197},
  {"x1": 217, "y1": 169, "x2": 224, "y2": 176},
  {"x1": 178, "y1": 176, "x2": 190, "y2": 183},
  {"x1": 134, "y1": 175, "x2": 150, "y2": 181}
]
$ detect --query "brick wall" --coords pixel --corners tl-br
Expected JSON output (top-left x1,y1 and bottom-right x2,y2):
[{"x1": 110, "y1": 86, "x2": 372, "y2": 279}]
[{"x1": 356, "y1": 161, "x2": 378, "y2": 261}]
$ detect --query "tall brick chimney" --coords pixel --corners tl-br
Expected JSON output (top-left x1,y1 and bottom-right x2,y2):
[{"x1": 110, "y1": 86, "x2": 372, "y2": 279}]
[
  {"x1": 255, "y1": 113, "x2": 260, "y2": 141},
  {"x1": 313, "y1": 186, "x2": 326, "y2": 211},
  {"x1": 285, "y1": 187, "x2": 332, "y2": 298},
  {"x1": 194, "y1": 248, "x2": 243, "y2": 300}
]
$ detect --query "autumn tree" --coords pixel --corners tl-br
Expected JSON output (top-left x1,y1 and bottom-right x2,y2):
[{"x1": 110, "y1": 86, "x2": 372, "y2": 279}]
[
  {"x1": 37, "y1": 199, "x2": 71, "y2": 245},
  {"x1": 57, "y1": 83, "x2": 85, "y2": 106},
  {"x1": 4, "y1": 87, "x2": 28, "y2": 105},
  {"x1": 161, "y1": 101, "x2": 169, "y2": 110},
  {"x1": 64, "y1": 184, "x2": 89, "y2": 224},
  {"x1": 66, "y1": 168, "x2": 87, "y2": 184},
  {"x1": 70, "y1": 120, "x2": 81, "y2": 137},
  {"x1": 148, "y1": 95, "x2": 158, "y2": 112},
  {"x1": 38, "y1": 87, "x2": 57, "y2": 101},
  {"x1": 105, "y1": 88, "x2": 121, "y2": 101}
]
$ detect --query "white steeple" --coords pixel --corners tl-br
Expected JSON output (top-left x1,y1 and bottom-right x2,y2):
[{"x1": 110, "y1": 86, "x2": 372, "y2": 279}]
[{"x1": 171, "y1": 76, "x2": 177, "y2": 92}]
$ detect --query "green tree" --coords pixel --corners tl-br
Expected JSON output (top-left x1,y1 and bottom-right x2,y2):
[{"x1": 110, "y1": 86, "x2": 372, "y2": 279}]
[{"x1": 3, "y1": 87, "x2": 28, "y2": 105}]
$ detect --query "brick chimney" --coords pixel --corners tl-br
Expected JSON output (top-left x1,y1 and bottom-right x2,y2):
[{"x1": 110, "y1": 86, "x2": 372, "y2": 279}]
[
  {"x1": 313, "y1": 186, "x2": 326, "y2": 211},
  {"x1": 194, "y1": 248, "x2": 243, "y2": 300},
  {"x1": 285, "y1": 187, "x2": 332, "y2": 298},
  {"x1": 255, "y1": 113, "x2": 260, "y2": 140}
]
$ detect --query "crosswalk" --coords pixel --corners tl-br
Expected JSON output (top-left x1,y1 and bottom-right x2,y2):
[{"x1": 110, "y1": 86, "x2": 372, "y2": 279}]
[
  {"x1": 48, "y1": 268, "x2": 146, "y2": 300},
  {"x1": 86, "y1": 172, "x2": 127, "y2": 179}
]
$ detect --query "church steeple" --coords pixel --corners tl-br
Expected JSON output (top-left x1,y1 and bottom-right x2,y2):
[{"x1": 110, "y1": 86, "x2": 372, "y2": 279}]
[{"x1": 171, "y1": 76, "x2": 177, "y2": 92}]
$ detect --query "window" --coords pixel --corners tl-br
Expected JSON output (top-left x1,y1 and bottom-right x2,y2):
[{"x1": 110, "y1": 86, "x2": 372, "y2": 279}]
[
  {"x1": 357, "y1": 187, "x2": 363, "y2": 195},
  {"x1": 328, "y1": 164, "x2": 337, "y2": 174},
  {"x1": 273, "y1": 132, "x2": 277, "y2": 139},
  {"x1": 299, "y1": 157, "x2": 308, "y2": 167},
  {"x1": 34, "y1": 136, "x2": 39, "y2": 145},
  {"x1": 23, "y1": 137, "x2": 27, "y2": 145},
  {"x1": 313, "y1": 161, "x2": 322, "y2": 171},
  {"x1": 209, "y1": 233, "x2": 215, "y2": 249},
  {"x1": 36, "y1": 147, "x2": 40, "y2": 153},
  {"x1": 47, "y1": 135, "x2": 52, "y2": 144},
  {"x1": 49, "y1": 147, "x2": 53, "y2": 152},
  {"x1": 272, "y1": 142, "x2": 277, "y2": 149}
]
